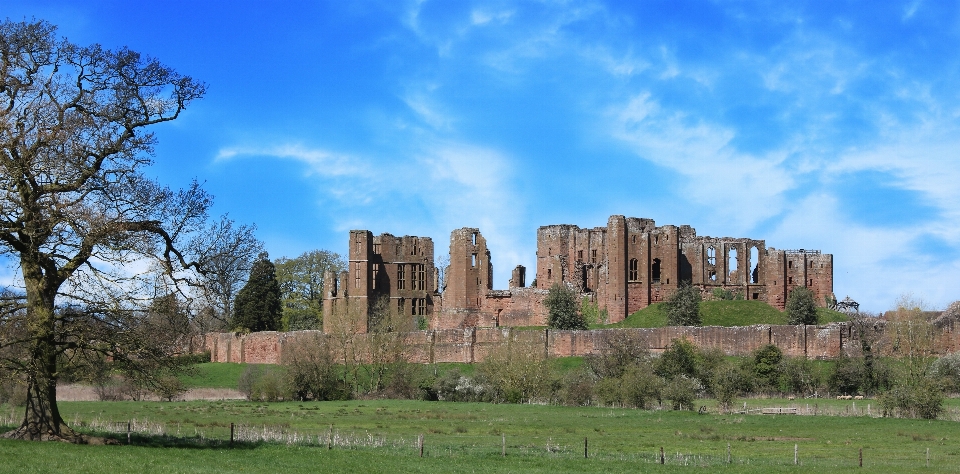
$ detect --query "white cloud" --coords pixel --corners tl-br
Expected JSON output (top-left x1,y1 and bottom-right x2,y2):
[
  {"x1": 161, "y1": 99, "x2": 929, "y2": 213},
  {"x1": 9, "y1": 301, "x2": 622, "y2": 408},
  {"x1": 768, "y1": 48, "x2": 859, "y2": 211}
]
[{"x1": 610, "y1": 93, "x2": 794, "y2": 229}]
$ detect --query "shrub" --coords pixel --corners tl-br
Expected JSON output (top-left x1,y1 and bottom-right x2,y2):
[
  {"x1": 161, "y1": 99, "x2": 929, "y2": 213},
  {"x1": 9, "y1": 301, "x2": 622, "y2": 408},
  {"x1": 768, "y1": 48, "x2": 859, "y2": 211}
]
[
  {"x1": 710, "y1": 363, "x2": 744, "y2": 413},
  {"x1": 878, "y1": 377, "x2": 944, "y2": 419},
  {"x1": 283, "y1": 335, "x2": 344, "y2": 401},
  {"x1": 239, "y1": 365, "x2": 285, "y2": 402},
  {"x1": 751, "y1": 344, "x2": 783, "y2": 393},
  {"x1": 664, "y1": 284, "x2": 702, "y2": 326},
  {"x1": 620, "y1": 365, "x2": 662, "y2": 409},
  {"x1": 586, "y1": 331, "x2": 652, "y2": 379},
  {"x1": 559, "y1": 366, "x2": 595, "y2": 406},
  {"x1": 663, "y1": 376, "x2": 698, "y2": 410},
  {"x1": 545, "y1": 283, "x2": 587, "y2": 330},
  {"x1": 656, "y1": 338, "x2": 700, "y2": 379},
  {"x1": 154, "y1": 375, "x2": 188, "y2": 402},
  {"x1": 786, "y1": 287, "x2": 818, "y2": 325},
  {"x1": 477, "y1": 340, "x2": 554, "y2": 403}
]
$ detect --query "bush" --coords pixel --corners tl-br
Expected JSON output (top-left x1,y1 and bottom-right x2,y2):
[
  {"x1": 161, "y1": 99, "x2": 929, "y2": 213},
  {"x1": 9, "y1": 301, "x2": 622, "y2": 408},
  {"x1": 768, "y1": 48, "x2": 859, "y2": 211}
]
[
  {"x1": 283, "y1": 335, "x2": 344, "y2": 401},
  {"x1": 930, "y1": 352, "x2": 960, "y2": 393},
  {"x1": 664, "y1": 284, "x2": 702, "y2": 326},
  {"x1": 663, "y1": 376, "x2": 698, "y2": 410},
  {"x1": 433, "y1": 369, "x2": 483, "y2": 402},
  {"x1": 786, "y1": 287, "x2": 818, "y2": 325},
  {"x1": 559, "y1": 366, "x2": 595, "y2": 406},
  {"x1": 656, "y1": 338, "x2": 700, "y2": 379},
  {"x1": 586, "y1": 331, "x2": 652, "y2": 379},
  {"x1": 477, "y1": 341, "x2": 554, "y2": 403},
  {"x1": 750, "y1": 344, "x2": 783, "y2": 393},
  {"x1": 545, "y1": 283, "x2": 587, "y2": 330},
  {"x1": 878, "y1": 377, "x2": 944, "y2": 419},
  {"x1": 620, "y1": 365, "x2": 662, "y2": 409},
  {"x1": 239, "y1": 365, "x2": 285, "y2": 402},
  {"x1": 710, "y1": 363, "x2": 744, "y2": 412},
  {"x1": 154, "y1": 375, "x2": 187, "y2": 402}
]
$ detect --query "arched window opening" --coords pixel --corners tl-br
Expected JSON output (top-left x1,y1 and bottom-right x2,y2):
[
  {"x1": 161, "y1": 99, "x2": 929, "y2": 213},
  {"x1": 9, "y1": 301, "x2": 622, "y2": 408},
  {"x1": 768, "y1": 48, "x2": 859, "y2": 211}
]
[{"x1": 750, "y1": 246, "x2": 760, "y2": 284}]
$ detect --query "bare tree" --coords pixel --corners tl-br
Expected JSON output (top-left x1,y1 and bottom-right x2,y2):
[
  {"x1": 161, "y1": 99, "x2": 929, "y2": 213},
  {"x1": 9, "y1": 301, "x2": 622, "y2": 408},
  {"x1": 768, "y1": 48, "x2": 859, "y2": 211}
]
[
  {"x1": 0, "y1": 20, "x2": 214, "y2": 442},
  {"x1": 193, "y1": 218, "x2": 264, "y2": 332}
]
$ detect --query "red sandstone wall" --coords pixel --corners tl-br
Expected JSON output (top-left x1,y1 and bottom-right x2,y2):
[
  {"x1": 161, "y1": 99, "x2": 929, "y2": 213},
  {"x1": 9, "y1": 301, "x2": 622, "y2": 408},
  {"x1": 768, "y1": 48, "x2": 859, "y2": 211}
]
[{"x1": 202, "y1": 323, "x2": 960, "y2": 366}]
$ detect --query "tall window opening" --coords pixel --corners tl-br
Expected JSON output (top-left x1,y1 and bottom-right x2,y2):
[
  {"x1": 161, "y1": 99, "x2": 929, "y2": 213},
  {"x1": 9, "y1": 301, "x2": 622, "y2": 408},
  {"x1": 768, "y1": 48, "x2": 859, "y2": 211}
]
[
  {"x1": 354, "y1": 262, "x2": 361, "y2": 289},
  {"x1": 707, "y1": 246, "x2": 716, "y2": 266},
  {"x1": 728, "y1": 248, "x2": 738, "y2": 279},
  {"x1": 414, "y1": 264, "x2": 425, "y2": 290},
  {"x1": 372, "y1": 264, "x2": 379, "y2": 289},
  {"x1": 397, "y1": 264, "x2": 405, "y2": 290},
  {"x1": 628, "y1": 258, "x2": 639, "y2": 281},
  {"x1": 652, "y1": 258, "x2": 661, "y2": 283},
  {"x1": 750, "y1": 246, "x2": 759, "y2": 284},
  {"x1": 577, "y1": 250, "x2": 583, "y2": 262},
  {"x1": 591, "y1": 249, "x2": 597, "y2": 263},
  {"x1": 471, "y1": 254, "x2": 477, "y2": 267}
]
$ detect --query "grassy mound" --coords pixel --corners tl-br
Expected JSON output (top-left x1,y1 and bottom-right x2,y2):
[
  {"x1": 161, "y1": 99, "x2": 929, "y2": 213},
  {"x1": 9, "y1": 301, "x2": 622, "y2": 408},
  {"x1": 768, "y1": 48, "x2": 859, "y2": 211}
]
[{"x1": 614, "y1": 300, "x2": 850, "y2": 328}]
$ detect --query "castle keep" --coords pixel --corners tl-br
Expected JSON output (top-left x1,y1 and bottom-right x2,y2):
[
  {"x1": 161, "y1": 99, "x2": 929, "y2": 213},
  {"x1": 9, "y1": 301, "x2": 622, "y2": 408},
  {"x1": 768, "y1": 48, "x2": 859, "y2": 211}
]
[{"x1": 323, "y1": 215, "x2": 834, "y2": 332}]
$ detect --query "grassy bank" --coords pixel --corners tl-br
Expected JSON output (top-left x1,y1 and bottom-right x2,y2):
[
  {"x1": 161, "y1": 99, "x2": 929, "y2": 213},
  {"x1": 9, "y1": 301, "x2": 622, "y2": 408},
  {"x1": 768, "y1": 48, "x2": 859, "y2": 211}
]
[{"x1": 615, "y1": 301, "x2": 850, "y2": 328}]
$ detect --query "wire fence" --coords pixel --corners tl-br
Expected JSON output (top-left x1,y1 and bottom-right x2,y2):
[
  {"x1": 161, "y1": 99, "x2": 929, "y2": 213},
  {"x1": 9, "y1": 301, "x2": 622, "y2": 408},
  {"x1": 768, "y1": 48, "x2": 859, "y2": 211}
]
[{"x1": 28, "y1": 413, "x2": 948, "y2": 470}]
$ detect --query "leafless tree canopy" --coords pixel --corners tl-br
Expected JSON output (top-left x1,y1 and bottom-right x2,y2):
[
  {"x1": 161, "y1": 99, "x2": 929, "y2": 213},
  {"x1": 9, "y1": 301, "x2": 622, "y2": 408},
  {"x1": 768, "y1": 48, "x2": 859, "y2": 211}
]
[{"x1": 0, "y1": 19, "x2": 243, "y2": 442}]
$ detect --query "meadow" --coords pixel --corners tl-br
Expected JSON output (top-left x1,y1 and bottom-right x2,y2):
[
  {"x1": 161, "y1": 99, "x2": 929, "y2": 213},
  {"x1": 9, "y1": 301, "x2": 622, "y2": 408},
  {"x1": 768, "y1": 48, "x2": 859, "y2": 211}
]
[{"x1": 3, "y1": 397, "x2": 960, "y2": 473}]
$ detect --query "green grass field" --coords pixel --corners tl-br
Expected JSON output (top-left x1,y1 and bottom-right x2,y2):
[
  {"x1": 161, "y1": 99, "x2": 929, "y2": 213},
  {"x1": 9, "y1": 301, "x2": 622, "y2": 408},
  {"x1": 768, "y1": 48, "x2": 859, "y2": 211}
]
[
  {"x1": 614, "y1": 301, "x2": 850, "y2": 328},
  {"x1": 2, "y1": 398, "x2": 960, "y2": 473}
]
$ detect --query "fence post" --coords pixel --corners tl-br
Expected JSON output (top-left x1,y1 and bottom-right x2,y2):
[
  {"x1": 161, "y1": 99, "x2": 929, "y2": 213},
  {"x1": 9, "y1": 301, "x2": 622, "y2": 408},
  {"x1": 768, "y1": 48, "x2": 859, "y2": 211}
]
[
  {"x1": 727, "y1": 443, "x2": 731, "y2": 464},
  {"x1": 230, "y1": 423, "x2": 234, "y2": 446},
  {"x1": 927, "y1": 447, "x2": 930, "y2": 468},
  {"x1": 660, "y1": 446, "x2": 665, "y2": 464},
  {"x1": 584, "y1": 437, "x2": 588, "y2": 459},
  {"x1": 794, "y1": 444, "x2": 798, "y2": 465},
  {"x1": 859, "y1": 447, "x2": 862, "y2": 467},
  {"x1": 328, "y1": 424, "x2": 333, "y2": 450},
  {"x1": 419, "y1": 434, "x2": 424, "y2": 457},
  {"x1": 502, "y1": 434, "x2": 505, "y2": 457},
  {"x1": 127, "y1": 421, "x2": 131, "y2": 445}
]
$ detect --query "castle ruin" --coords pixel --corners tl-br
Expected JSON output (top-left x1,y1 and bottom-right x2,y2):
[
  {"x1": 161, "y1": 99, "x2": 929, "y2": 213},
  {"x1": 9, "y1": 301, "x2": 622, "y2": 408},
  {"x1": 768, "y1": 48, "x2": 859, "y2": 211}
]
[{"x1": 323, "y1": 215, "x2": 834, "y2": 332}]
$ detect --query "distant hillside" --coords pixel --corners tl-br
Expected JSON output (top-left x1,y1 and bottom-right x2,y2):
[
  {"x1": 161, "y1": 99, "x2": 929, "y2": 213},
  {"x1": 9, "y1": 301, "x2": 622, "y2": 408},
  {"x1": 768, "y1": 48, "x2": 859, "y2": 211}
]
[{"x1": 611, "y1": 300, "x2": 850, "y2": 328}]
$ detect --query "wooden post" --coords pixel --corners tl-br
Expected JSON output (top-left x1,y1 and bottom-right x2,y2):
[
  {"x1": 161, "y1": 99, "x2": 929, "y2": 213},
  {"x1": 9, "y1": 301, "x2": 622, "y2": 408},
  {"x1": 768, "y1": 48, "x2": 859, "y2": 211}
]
[
  {"x1": 127, "y1": 421, "x2": 131, "y2": 445},
  {"x1": 859, "y1": 447, "x2": 862, "y2": 467},
  {"x1": 502, "y1": 434, "x2": 505, "y2": 457},
  {"x1": 328, "y1": 424, "x2": 333, "y2": 450},
  {"x1": 794, "y1": 444, "x2": 798, "y2": 465},
  {"x1": 727, "y1": 443, "x2": 731, "y2": 464},
  {"x1": 418, "y1": 434, "x2": 424, "y2": 457},
  {"x1": 584, "y1": 437, "x2": 588, "y2": 458},
  {"x1": 230, "y1": 423, "x2": 234, "y2": 446},
  {"x1": 660, "y1": 446, "x2": 665, "y2": 464},
  {"x1": 927, "y1": 447, "x2": 930, "y2": 468}
]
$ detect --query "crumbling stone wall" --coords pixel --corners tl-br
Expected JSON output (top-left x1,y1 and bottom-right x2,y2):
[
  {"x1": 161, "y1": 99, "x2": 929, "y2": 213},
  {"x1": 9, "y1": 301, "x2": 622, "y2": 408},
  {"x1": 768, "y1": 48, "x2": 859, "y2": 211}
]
[
  {"x1": 323, "y1": 214, "x2": 833, "y2": 331},
  {"x1": 205, "y1": 321, "x2": 959, "y2": 365},
  {"x1": 534, "y1": 215, "x2": 834, "y2": 323},
  {"x1": 323, "y1": 230, "x2": 435, "y2": 333}
]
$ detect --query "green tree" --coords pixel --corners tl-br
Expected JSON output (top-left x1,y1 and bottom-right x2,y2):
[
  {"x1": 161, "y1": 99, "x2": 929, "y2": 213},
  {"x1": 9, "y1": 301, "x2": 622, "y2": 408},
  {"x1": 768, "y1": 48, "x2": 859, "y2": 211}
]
[
  {"x1": 274, "y1": 250, "x2": 344, "y2": 331},
  {"x1": 664, "y1": 283, "x2": 702, "y2": 326},
  {"x1": 751, "y1": 344, "x2": 783, "y2": 392},
  {"x1": 656, "y1": 338, "x2": 700, "y2": 379},
  {"x1": 0, "y1": 20, "x2": 211, "y2": 442},
  {"x1": 545, "y1": 283, "x2": 587, "y2": 330},
  {"x1": 786, "y1": 287, "x2": 819, "y2": 325},
  {"x1": 232, "y1": 253, "x2": 283, "y2": 332}
]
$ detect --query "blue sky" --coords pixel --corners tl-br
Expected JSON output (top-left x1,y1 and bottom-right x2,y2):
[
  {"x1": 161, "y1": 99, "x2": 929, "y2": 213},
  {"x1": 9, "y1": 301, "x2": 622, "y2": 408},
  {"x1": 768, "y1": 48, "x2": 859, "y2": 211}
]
[{"x1": 7, "y1": 0, "x2": 960, "y2": 313}]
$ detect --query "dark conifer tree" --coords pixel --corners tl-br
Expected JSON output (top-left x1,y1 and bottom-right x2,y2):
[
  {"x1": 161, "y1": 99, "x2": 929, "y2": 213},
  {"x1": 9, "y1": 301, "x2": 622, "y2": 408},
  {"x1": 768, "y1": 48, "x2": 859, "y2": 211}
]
[{"x1": 232, "y1": 253, "x2": 283, "y2": 331}]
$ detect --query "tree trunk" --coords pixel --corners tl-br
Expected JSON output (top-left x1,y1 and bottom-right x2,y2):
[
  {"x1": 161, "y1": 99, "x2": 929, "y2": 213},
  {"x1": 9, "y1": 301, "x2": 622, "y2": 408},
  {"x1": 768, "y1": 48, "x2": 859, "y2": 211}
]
[{"x1": 2, "y1": 266, "x2": 83, "y2": 442}]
